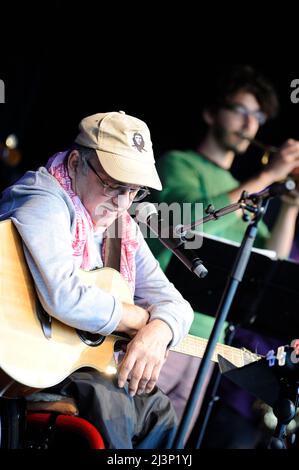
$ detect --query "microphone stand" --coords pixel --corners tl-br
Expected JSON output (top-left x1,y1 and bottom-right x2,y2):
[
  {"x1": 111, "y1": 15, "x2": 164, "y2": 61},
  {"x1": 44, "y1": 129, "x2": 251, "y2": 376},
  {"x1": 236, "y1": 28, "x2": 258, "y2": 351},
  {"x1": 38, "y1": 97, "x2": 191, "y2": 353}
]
[{"x1": 170, "y1": 181, "x2": 295, "y2": 449}]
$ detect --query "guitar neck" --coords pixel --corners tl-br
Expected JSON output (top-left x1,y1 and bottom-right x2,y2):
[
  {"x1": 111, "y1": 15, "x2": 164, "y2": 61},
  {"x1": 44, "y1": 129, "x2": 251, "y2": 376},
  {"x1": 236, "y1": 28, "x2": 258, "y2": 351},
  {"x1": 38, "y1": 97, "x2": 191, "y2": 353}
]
[{"x1": 171, "y1": 334, "x2": 260, "y2": 368}]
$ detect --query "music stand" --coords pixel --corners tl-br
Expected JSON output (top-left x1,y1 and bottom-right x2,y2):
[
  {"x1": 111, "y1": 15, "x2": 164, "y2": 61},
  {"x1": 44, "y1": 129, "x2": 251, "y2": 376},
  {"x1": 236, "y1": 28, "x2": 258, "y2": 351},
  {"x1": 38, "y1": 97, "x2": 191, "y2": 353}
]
[
  {"x1": 218, "y1": 348, "x2": 299, "y2": 449},
  {"x1": 167, "y1": 232, "x2": 299, "y2": 449},
  {"x1": 168, "y1": 181, "x2": 297, "y2": 449},
  {"x1": 166, "y1": 235, "x2": 299, "y2": 343}
]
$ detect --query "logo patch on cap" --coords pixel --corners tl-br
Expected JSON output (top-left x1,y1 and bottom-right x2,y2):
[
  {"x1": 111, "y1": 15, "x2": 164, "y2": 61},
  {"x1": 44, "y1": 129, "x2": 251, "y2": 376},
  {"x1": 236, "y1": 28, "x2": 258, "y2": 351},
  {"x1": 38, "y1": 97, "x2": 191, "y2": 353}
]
[{"x1": 132, "y1": 132, "x2": 147, "y2": 153}]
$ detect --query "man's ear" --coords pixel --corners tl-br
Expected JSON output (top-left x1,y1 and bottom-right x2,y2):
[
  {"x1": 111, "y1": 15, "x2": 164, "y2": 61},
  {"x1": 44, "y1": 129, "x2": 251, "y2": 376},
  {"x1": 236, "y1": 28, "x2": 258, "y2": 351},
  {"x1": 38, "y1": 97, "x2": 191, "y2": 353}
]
[
  {"x1": 67, "y1": 150, "x2": 80, "y2": 179},
  {"x1": 202, "y1": 109, "x2": 215, "y2": 126}
]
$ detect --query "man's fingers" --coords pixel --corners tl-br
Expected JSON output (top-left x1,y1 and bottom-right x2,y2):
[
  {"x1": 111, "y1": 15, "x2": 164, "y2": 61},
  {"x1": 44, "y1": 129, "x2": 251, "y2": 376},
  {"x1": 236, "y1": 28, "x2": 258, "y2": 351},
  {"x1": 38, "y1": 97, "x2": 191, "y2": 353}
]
[
  {"x1": 136, "y1": 362, "x2": 156, "y2": 395},
  {"x1": 281, "y1": 140, "x2": 299, "y2": 150},
  {"x1": 280, "y1": 146, "x2": 299, "y2": 163},
  {"x1": 137, "y1": 360, "x2": 164, "y2": 396},
  {"x1": 144, "y1": 364, "x2": 162, "y2": 394},
  {"x1": 127, "y1": 361, "x2": 147, "y2": 396},
  {"x1": 117, "y1": 354, "x2": 136, "y2": 388}
]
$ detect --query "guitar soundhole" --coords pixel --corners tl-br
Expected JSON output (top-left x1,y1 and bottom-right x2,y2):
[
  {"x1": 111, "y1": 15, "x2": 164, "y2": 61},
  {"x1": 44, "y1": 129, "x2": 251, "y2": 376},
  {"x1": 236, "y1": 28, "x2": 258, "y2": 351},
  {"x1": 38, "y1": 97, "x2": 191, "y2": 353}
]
[
  {"x1": 114, "y1": 339, "x2": 128, "y2": 352},
  {"x1": 76, "y1": 330, "x2": 105, "y2": 347}
]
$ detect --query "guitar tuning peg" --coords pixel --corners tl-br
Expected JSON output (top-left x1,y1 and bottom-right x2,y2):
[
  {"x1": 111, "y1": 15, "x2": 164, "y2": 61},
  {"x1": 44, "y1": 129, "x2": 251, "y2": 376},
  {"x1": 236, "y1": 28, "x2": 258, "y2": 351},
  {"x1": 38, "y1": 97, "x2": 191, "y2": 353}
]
[
  {"x1": 276, "y1": 346, "x2": 286, "y2": 367},
  {"x1": 266, "y1": 350, "x2": 276, "y2": 367}
]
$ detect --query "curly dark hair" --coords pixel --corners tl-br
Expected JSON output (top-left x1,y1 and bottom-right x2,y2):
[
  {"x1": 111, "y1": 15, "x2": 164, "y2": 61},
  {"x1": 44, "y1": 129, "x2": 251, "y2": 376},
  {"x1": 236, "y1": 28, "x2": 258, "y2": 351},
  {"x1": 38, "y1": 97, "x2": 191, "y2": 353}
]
[{"x1": 205, "y1": 65, "x2": 279, "y2": 119}]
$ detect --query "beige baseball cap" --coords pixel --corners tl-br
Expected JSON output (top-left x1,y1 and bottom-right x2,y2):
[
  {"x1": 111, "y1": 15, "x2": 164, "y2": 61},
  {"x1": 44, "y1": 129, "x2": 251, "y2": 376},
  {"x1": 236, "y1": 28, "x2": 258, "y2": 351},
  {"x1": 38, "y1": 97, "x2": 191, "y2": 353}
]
[{"x1": 75, "y1": 111, "x2": 162, "y2": 190}]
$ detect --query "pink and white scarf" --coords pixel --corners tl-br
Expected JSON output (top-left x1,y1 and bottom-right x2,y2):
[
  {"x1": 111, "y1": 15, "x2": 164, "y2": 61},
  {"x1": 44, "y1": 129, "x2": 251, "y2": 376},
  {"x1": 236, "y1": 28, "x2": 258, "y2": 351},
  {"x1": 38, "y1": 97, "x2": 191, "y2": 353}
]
[{"x1": 46, "y1": 151, "x2": 139, "y2": 293}]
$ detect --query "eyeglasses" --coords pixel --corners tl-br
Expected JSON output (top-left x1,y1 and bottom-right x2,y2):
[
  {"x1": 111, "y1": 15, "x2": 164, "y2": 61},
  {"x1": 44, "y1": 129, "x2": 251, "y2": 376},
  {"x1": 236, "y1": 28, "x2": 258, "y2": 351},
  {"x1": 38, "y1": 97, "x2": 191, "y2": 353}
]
[
  {"x1": 86, "y1": 160, "x2": 150, "y2": 202},
  {"x1": 223, "y1": 103, "x2": 267, "y2": 126}
]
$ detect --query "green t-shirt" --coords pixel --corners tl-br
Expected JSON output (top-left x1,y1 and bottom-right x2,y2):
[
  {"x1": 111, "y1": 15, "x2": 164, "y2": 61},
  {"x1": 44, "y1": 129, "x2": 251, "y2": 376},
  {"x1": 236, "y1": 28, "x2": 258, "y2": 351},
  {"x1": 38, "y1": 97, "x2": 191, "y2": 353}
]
[{"x1": 147, "y1": 150, "x2": 271, "y2": 341}]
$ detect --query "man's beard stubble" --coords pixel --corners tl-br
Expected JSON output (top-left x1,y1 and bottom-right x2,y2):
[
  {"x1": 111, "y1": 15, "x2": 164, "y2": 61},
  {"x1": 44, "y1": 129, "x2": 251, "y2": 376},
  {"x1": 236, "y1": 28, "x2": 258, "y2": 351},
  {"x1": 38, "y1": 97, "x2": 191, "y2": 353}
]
[{"x1": 212, "y1": 123, "x2": 248, "y2": 155}]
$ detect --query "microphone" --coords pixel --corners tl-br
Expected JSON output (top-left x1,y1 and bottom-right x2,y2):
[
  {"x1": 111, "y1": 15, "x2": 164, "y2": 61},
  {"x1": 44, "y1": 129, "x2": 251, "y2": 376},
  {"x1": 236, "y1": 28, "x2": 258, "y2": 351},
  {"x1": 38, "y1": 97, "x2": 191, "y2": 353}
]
[
  {"x1": 248, "y1": 179, "x2": 296, "y2": 202},
  {"x1": 135, "y1": 202, "x2": 208, "y2": 279}
]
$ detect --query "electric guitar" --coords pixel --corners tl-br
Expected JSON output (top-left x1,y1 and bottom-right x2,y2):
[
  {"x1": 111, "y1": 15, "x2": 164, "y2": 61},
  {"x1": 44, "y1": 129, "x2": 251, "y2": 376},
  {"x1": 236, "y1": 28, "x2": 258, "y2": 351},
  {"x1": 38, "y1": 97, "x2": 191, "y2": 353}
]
[{"x1": 0, "y1": 219, "x2": 261, "y2": 399}]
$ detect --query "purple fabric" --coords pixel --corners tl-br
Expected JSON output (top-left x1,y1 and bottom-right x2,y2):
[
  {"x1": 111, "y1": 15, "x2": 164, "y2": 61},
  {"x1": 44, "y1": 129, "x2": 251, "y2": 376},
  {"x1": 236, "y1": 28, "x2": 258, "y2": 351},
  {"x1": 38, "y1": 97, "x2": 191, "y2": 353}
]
[{"x1": 290, "y1": 241, "x2": 299, "y2": 262}]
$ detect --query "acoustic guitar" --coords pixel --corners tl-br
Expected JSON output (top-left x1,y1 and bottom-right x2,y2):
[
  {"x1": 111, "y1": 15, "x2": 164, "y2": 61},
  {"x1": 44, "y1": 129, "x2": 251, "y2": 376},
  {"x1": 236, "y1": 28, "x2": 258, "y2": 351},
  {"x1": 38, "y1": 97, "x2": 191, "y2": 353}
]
[{"x1": 0, "y1": 219, "x2": 261, "y2": 399}]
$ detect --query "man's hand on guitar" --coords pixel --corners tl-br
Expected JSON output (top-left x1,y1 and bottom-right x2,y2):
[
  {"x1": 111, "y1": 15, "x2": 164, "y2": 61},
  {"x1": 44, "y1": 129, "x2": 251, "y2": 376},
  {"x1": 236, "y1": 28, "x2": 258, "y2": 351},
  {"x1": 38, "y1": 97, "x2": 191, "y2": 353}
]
[{"x1": 117, "y1": 319, "x2": 173, "y2": 397}]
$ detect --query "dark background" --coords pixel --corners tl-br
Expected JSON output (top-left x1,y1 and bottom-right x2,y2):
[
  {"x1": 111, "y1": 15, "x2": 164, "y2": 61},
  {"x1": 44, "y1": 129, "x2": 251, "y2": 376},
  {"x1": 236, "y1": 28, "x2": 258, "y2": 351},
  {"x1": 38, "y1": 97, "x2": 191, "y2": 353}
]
[
  {"x1": 1, "y1": 61, "x2": 299, "y2": 178},
  {"x1": 1, "y1": 59, "x2": 299, "y2": 230}
]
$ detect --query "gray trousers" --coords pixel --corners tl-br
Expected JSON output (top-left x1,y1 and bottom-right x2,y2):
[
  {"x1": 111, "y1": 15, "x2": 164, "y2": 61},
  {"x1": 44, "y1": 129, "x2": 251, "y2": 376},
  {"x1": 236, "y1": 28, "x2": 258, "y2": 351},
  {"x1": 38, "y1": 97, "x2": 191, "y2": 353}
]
[{"x1": 46, "y1": 369, "x2": 177, "y2": 449}]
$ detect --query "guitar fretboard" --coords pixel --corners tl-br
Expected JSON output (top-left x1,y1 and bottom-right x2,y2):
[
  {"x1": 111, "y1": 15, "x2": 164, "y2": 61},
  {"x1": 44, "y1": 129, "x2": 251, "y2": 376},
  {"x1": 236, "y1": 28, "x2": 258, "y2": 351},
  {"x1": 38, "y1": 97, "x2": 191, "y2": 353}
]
[{"x1": 171, "y1": 335, "x2": 260, "y2": 368}]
